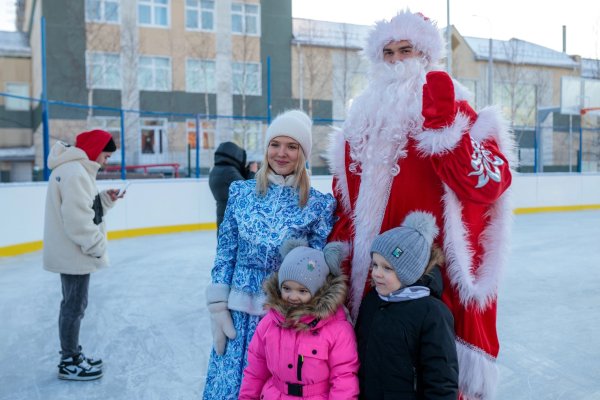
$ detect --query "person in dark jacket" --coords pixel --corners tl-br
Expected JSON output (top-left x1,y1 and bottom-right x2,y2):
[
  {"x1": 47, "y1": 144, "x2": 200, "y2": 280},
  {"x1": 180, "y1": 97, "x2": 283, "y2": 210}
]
[
  {"x1": 208, "y1": 142, "x2": 257, "y2": 230},
  {"x1": 355, "y1": 211, "x2": 459, "y2": 400}
]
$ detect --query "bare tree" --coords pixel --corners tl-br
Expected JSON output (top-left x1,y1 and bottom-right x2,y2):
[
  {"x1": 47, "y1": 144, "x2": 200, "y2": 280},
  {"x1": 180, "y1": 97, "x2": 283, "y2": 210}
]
[
  {"x1": 231, "y1": 33, "x2": 260, "y2": 152},
  {"x1": 330, "y1": 25, "x2": 366, "y2": 120}
]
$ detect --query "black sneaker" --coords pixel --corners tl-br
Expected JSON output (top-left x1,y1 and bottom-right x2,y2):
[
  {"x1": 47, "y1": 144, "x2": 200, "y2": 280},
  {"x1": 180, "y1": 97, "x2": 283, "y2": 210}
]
[{"x1": 57, "y1": 355, "x2": 103, "y2": 381}]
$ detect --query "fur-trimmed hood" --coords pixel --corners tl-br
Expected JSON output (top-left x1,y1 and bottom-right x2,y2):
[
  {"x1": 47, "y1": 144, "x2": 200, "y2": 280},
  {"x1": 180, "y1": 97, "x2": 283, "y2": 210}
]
[{"x1": 263, "y1": 272, "x2": 348, "y2": 331}]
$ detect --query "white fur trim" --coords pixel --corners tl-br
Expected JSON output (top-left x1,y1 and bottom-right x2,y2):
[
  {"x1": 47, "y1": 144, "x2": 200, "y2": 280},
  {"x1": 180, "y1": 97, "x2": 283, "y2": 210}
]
[
  {"x1": 442, "y1": 185, "x2": 513, "y2": 309},
  {"x1": 456, "y1": 338, "x2": 498, "y2": 400},
  {"x1": 470, "y1": 107, "x2": 518, "y2": 168},
  {"x1": 206, "y1": 283, "x2": 230, "y2": 304},
  {"x1": 365, "y1": 9, "x2": 445, "y2": 65},
  {"x1": 327, "y1": 129, "x2": 352, "y2": 213},
  {"x1": 415, "y1": 112, "x2": 471, "y2": 155},
  {"x1": 347, "y1": 158, "x2": 395, "y2": 321},
  {"x1": 453, "y1": 78, "x2": 474, "y2": 103},
  {"x1": 228, "y1": 288, "x2": 267, "y2": 316}
]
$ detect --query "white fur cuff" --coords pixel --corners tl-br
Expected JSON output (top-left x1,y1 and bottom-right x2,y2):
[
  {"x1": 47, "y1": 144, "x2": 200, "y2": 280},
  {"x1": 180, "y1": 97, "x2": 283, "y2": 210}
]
[
  {"x1": 415, "y1": 112, "x2": 471, "y2": 155},
  {"x1": 206, "y1": 283, "x2": 230, "y2": 305}
]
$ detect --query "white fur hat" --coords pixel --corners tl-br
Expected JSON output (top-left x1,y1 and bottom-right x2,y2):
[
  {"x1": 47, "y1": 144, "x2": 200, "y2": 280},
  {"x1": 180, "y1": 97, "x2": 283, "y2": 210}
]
[
  {"x1": 265, "y1": 109, "x2": 313, "y2": 159},
  {"x1": 365, "y1": 9, "x2": 445, "y2": 66}
]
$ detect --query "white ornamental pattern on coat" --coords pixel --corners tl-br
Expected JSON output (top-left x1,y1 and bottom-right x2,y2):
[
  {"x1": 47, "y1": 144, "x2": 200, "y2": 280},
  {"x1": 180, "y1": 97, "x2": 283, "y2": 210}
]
[{"x1": 469, "y1": 138, "x2": 505, "y2": 188}]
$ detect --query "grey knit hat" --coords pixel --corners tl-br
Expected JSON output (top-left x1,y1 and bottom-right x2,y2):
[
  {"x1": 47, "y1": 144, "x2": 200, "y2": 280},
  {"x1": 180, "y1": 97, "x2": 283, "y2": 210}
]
[
  {"x1": 278, "y1": 239, "x2": 347, "y2": 296},
  {"x1": 370, "y1": 211, "x2": 439, "y2": 286}
]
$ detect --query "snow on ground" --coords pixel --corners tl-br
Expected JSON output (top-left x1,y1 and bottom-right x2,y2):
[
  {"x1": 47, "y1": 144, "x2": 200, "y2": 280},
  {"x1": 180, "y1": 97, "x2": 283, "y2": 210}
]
[{"x1": 1, "y1": 211, "x2": 599, "y2": 400}]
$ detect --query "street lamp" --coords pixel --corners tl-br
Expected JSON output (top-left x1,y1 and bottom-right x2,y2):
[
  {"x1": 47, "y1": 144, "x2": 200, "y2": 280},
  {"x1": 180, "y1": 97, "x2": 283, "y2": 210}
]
[
  {"x1": 446, "y1": 0, "x2": 452, "y2": 75},
  {"x1": 473, "y1": 15, "x2": 494, "y2": 106}
]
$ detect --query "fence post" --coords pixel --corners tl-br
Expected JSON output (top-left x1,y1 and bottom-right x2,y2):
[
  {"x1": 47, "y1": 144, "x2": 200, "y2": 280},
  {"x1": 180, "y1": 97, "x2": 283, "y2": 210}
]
[
  {"x1": 41, "y1": 17, "x2": 50, "y2": 181},
  {"x1": 267, "y1": 56, "x2": 272, "y2": 124},
  {"x1": 119, "y1": 110, "x2": 126, "y2": 180},
  {"x1": 195, "y1": 113, "x2": 201, "y2": 178},
  {"x1": 578, "y1": 124, "x2": 583, "y2": 173}
]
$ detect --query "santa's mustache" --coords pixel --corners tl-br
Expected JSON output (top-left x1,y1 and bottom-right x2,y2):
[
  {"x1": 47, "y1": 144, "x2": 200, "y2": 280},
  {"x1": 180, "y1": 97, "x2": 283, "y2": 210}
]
[{"x1": 370, "y1": 58, "x2": 427, "y2": 86}]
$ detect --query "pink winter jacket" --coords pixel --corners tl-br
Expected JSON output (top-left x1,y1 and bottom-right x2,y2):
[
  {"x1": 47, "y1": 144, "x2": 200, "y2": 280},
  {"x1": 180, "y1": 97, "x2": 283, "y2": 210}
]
[{"x1": 239, "y1": 274, "x2": 359, "y2": 399}]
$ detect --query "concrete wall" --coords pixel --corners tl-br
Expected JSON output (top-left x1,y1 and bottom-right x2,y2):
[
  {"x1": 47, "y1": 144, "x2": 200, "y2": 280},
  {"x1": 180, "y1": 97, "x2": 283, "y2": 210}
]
[{"x1": 1, "y1": 174, "x2": 600, "y2": 255}]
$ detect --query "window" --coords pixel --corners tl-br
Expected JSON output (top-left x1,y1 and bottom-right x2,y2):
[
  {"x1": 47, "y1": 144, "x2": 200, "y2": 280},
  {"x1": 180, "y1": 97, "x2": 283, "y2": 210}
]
[
  {"x1": 185, "y1": 0, "x2": 214, "y2": 31},
  {"x1": 233, "y1": 120, "x2": 262, "y2": 156},
  {"x1": 138, "y1": 56, "x2": 171, "y2": 91},
  {"x1": 187, "y1": 119, "x2": 215, "y2": 149},
  {"x1": 232, "y1": 62, "x2": 261, "y2": 95},
  {"x1": 231, "y1": 3, "x2": 260, "y2": 35},
  {"x1": 5, "y1": 83, "x2": 30, "y2": 111},
  {"x1": 86, "y1": 0, "x2": 119, "y2": 23},
  {"x1": 186, "y1": 59, "x2": 216, "y2": 93},
  {"x1": 140, "y1": 119, "x2": 168, "y2": 157},
  {"x1": 86, "y1": 52, "x2": 121, "y2": 89},
  {"x1": 138, "y1": 0, "x2": 169, "y2": 27}
]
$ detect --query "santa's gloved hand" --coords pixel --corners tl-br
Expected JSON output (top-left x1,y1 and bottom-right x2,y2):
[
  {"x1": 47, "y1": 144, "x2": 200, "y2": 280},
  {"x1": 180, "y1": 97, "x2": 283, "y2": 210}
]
[
  {"x1": 208, "y1": 301, "x2": 237, "y2": 355},
  {"x1": 422, "y1": 71, "x2": 457, "y2": 130}
]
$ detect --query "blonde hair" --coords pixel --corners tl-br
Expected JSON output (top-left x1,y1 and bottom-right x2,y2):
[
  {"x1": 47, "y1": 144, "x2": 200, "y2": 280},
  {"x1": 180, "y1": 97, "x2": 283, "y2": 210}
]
[
  {"x1": 424, "y1": 245, "x2": 445, "y2": 276},
  {"x1": 255, "y1": 146, "x2": 311, "y2": 207}
]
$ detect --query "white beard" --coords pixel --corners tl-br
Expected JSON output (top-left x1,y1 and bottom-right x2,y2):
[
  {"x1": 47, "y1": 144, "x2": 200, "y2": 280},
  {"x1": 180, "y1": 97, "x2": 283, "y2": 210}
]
[
  {"x1": 343, "y1": 58, "x2": 427, "y2": 176},
  {"x1": 341, "y1": 58, "x2": 429, "y2": 320}
]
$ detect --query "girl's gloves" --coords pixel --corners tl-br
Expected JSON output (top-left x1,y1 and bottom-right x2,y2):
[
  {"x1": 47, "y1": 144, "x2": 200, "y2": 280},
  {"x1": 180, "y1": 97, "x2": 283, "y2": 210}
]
[{"x1": 206, "y1": 284, "x2": 237, "y2": 355}]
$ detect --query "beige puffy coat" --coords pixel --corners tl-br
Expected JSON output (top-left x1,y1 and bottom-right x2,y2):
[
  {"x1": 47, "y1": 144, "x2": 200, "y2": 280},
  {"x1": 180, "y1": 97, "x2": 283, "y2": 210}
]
[{"x1": 43, "y1": 141, "x2": 115, "y2": 274}]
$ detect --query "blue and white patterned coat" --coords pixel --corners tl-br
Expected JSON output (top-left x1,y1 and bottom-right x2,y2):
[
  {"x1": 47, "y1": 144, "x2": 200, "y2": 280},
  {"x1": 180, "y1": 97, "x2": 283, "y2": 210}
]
[
  {"x1": 211, "y1": 178, "x2": 336, "y2": 315},
  {"x1": 203, "y1": 177, "x2": 336, "y2": 400}
]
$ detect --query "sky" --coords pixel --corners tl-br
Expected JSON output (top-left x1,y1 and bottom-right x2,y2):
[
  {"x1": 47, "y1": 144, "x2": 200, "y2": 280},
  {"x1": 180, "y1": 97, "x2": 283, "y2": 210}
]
[
  {"x1": 293, "y1": 0, "x2": 600, "y2": 59},
  {"x1": 0, "y1": 0, "x2": 15, "y2": 32},
  {"x1": 0, "y1": 1, "x2": 598, "y2": 59}
]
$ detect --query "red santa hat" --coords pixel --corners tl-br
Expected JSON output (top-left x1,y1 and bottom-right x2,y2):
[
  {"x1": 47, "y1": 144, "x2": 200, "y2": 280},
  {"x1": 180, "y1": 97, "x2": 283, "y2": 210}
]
[
  {"x1": 365, "y1": 9, "x2": 445, "y2": 66},
  {"x1": 75, "y1": 129, "x2": 116, "y2": 161}
]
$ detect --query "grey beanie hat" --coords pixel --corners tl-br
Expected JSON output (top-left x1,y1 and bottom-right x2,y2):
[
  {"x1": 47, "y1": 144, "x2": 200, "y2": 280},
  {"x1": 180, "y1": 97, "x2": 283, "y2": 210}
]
[
  {"x1": 370, "y1": 211, "x2": 439, "y2": 286},
  {"x1": 278, "y1": 239, "x2": 347, "y2": 296}
]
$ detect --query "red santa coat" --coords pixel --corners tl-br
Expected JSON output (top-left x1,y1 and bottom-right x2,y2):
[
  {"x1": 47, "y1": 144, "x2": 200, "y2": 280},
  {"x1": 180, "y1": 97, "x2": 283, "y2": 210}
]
[{"x1": 328, "y1": 102, "x2": 515, "y2": 400}]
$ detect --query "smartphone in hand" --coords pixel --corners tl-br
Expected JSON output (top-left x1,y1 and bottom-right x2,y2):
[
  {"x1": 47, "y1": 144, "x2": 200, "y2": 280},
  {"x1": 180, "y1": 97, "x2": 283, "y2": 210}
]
[{"x1": 117, "y1": 181, "x2": 132, "y2": 197}]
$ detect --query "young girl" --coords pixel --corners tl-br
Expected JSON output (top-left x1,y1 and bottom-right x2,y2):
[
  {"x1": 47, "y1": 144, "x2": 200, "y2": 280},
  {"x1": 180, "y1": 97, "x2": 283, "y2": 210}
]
[
  {"x1": 355, "y1": 211, "x2": 459, "y2": 399},
  {"x1": 239, "y1": 240, "x2": 359, "y2": 399}
]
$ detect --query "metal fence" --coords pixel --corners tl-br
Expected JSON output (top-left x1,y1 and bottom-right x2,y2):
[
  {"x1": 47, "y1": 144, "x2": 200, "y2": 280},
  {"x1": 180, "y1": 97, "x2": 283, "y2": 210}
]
[{"x1": 1, "y1": 91, "x2": 599, "y2": 181}]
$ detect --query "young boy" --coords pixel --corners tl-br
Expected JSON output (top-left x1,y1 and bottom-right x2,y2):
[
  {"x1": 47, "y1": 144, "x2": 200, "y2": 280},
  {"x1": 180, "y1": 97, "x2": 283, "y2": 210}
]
[{"x1": 355, "y1": 211, "x2": 459, "y2": 399}]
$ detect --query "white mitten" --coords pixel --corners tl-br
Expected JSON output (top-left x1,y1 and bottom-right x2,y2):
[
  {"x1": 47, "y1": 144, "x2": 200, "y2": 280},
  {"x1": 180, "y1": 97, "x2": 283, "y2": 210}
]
[
  {"x1": 206, "y1": 284, "x2": 237, "y2": 355},
  {"x1": 207, "y1": 301, "x2": 237, "y2": 355}
]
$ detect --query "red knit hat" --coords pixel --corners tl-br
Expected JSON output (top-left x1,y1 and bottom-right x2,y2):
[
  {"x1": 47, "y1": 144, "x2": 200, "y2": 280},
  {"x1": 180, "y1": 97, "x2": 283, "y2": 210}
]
[{"x1": 75, "y1": 129, "x2": 116, "y2": 161}]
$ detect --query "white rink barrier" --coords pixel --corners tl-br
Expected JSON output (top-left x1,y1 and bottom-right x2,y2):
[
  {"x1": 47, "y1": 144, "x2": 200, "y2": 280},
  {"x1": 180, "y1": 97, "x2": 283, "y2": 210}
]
[{"x1": 1, "y1": 174, "x2": 600, "y2": 256}]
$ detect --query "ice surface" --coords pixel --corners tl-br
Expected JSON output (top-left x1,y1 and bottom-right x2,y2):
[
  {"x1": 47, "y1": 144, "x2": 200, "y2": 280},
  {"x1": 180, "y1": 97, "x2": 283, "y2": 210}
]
[{"x1": 1, "y1": 211, "x2": 599, "y2": 399}]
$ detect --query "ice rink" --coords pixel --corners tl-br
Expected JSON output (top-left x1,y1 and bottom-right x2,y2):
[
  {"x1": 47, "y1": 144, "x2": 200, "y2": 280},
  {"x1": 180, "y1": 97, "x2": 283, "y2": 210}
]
[{"x1": 1, "y1": 210, "x2": 599, "y2": 400}]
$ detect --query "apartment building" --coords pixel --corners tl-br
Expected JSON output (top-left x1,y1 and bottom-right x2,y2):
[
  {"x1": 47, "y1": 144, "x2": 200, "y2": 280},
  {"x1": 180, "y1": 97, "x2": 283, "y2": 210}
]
[
  {"x1": 1, "y1": 1, "x2": 598, "y2": 181},
  {"x1": 15, "y1": 0, "x2": 319, "y2": 177},
  {"x1": 0, "y1": 30, "x2": 33, "y2": 181}
]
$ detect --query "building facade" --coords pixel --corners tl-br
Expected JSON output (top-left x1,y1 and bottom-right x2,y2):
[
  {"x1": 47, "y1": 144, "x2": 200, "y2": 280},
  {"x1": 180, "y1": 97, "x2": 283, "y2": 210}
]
[
  {"x1": 0, "y1": 30, "x2": 33, "y2": 182},
  {"x1": 1, "y1": 1, "x2": 599, "y2": 181}
]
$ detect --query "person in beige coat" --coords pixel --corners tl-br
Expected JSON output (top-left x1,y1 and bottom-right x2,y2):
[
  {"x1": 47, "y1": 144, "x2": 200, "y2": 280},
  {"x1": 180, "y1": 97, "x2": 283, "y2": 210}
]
[{"x1": 43, "y1": 129, "x2": 124, "y2": 381}]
